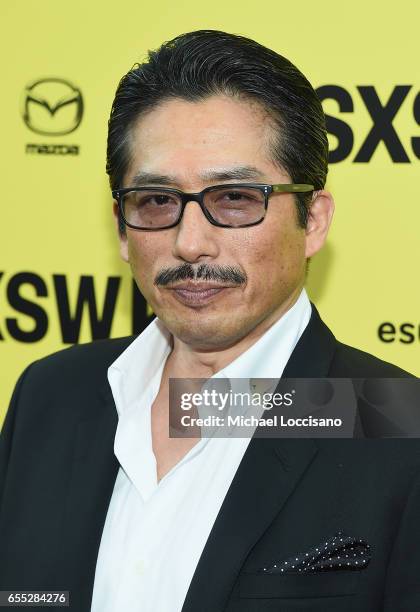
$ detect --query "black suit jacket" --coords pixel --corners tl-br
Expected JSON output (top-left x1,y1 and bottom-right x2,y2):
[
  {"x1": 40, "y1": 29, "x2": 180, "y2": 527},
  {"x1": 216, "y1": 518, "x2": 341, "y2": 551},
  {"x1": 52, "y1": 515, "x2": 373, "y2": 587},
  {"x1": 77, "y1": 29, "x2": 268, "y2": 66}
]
[{"x1": 1, "y1": 304, "x2": 419, "y2": 612}]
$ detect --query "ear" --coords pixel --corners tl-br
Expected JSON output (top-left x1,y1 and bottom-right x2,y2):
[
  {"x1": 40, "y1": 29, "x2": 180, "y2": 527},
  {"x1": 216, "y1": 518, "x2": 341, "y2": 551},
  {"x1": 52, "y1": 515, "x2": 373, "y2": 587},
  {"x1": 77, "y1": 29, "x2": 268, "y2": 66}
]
[
  {"x1": 304, "y1": 190, "x2": 335, "y2": 258},
  {"x1": 113, "y1": 201, "x2": 129, "y2": 262}
]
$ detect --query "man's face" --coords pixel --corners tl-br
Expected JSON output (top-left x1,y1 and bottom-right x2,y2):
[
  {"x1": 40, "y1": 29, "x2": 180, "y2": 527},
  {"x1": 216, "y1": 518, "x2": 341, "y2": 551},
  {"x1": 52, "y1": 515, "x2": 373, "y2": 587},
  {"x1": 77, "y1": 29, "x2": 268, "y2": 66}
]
[{"x1": 116, "y1": 95, "x2": 316, "y2": 350}]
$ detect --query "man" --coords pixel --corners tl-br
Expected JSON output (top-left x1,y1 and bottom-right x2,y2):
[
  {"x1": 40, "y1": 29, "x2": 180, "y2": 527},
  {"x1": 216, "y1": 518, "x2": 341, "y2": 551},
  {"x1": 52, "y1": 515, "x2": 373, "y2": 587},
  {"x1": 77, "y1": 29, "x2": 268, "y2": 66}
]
[{"x1": 0, "y1": 30, "x2": 419, "y2": 612}]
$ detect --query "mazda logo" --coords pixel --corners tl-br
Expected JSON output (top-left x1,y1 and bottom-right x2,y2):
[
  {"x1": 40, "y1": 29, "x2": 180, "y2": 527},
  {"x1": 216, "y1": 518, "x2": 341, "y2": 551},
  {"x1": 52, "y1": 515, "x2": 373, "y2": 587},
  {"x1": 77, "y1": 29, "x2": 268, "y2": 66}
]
[{"x1": 22, "y1": 77, "x2": 84, "y2": 136}]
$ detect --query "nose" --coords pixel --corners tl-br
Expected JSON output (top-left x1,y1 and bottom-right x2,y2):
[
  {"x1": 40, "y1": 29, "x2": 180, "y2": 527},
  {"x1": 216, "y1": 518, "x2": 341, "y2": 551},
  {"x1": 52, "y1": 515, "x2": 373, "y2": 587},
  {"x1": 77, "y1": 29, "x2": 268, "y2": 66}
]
[{"x1": 171, "y1": 199, "x2": 220, "y2": 263}]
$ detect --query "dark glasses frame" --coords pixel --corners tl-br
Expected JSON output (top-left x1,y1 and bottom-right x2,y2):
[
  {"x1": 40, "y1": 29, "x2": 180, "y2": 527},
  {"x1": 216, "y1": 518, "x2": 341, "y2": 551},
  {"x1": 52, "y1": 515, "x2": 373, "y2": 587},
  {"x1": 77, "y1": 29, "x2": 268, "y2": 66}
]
[{"x1": 112, "y1": 183, "x2": 315, "y2": 230}]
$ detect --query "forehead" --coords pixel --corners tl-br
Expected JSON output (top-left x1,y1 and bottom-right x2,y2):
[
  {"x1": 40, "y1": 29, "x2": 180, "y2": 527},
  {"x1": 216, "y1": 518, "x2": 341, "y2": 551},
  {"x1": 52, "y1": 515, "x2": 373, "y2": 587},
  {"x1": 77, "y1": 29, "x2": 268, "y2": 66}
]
[{"x1": 125, "y1": 95, "x2": 281, "y2": 184}]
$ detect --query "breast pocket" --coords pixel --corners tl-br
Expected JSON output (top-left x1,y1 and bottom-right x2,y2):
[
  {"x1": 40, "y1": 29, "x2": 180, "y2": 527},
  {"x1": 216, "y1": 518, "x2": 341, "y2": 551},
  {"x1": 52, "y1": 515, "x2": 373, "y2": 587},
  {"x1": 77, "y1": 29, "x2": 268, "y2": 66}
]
[{"x1": 239, "y1": 570, "x2": 360, "y2": 599}]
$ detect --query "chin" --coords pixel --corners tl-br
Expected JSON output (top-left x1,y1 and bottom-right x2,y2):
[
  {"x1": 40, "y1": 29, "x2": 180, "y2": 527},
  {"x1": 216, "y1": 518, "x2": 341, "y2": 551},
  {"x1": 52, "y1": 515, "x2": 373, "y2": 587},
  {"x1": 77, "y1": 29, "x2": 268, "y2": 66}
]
[
  {"x1": 164, "y1": 314, "x2": 251, "y2": 350},
  {"x1": 170, "y1": 320, "x2": 222, "y2": 344}
]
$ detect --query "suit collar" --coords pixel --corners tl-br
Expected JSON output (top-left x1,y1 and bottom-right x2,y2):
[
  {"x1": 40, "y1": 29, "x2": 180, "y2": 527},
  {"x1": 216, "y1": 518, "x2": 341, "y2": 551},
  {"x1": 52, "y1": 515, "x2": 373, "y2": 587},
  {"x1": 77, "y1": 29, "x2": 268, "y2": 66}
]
[{"x1": 282, "y1": 302, "x2": 337, "y2": 377}]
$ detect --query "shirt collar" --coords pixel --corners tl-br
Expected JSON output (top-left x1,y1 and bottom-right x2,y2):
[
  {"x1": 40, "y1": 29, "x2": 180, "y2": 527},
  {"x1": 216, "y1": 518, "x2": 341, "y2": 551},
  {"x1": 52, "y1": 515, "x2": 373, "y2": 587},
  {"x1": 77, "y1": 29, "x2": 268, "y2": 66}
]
[
  {"x1": 108, "y1": 288, "x2": 312, "y2": 417},
  {"x1": 216, "y1": 288, "x2": 311, "y2": 381}
]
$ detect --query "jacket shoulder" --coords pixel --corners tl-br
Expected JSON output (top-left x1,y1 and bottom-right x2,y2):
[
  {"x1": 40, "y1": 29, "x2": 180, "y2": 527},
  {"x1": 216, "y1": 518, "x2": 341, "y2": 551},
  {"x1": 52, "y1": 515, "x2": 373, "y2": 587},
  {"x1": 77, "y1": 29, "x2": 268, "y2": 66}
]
[
  {"x1": 1, "y1": 336, "x2": 137, "y2": 446},
  {"x1": 330, "y1": 340, "x2": 414, "y2": 377},
  {"x1": 26, "y1": 335, "x2": 137, "y2": 383}
]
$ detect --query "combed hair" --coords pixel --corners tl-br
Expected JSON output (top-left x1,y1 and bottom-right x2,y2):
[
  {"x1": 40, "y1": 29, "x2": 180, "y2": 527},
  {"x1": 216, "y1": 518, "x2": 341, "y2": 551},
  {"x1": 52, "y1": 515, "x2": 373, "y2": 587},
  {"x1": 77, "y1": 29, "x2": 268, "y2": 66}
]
[{"x1": 106, "y1": 30, "x2": 328, "y2": 227}]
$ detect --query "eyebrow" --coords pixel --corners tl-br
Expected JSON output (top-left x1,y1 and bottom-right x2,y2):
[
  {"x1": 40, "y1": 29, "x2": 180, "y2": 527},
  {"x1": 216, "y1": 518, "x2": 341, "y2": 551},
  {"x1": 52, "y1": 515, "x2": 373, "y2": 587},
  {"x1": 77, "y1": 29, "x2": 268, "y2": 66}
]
[{"x1": 130, "y1": 166, "x2": 266, "y2": 187}]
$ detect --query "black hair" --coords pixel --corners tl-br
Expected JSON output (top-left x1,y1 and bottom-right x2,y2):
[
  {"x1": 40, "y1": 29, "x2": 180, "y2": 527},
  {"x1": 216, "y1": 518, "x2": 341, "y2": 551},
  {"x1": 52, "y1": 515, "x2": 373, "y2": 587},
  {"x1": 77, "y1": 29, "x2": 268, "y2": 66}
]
[{"x1": 107, "y1": 29, "x2": 328, "y2": 229}]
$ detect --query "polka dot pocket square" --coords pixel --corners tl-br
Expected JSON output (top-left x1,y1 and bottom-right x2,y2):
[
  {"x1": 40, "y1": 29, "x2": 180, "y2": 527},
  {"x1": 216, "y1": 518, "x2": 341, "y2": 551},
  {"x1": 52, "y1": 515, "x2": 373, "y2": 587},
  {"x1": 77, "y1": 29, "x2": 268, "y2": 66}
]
[{"x1": 259, "y1": 532, "x2": 371, "y2": 574}]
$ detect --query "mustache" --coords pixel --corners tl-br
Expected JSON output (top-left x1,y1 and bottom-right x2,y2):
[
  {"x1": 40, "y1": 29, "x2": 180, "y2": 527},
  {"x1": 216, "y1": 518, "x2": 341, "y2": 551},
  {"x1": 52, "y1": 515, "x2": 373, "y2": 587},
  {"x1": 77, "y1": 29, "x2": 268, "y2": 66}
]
[{"x1": 154, "y1": 263, "x2": 247, "y2": 286}]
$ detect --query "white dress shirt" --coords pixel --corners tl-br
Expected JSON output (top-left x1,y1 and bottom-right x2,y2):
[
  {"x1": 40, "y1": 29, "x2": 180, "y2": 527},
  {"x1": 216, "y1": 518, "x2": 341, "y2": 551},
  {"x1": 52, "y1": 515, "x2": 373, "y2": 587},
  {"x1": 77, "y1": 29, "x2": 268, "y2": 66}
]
[{"x1": 90, "y1": 289, "x2": 312, "y2": 612}]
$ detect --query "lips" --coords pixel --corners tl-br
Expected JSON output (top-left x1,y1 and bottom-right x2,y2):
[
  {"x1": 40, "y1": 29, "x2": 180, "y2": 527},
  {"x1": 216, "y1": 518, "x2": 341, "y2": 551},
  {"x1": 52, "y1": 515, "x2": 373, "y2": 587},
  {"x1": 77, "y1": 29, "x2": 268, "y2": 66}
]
[
  {"x1": 167, "y1": 282, "x2": 234, "y2": 306},
  {"x1": 169, "y1": 282, "x2": 230, "y2": 291}
]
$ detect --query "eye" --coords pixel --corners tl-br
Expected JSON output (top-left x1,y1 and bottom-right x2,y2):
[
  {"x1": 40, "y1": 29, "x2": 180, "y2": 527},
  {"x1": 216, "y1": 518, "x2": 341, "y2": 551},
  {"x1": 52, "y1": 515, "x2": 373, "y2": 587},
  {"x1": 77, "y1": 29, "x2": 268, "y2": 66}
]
[
  {"x1": 224, "y1": 191, "x2": 255, "y2": 201},
  {"x1": 212, "y1": 188, "x2": 262, "y2": 206},
  {"x1": 149, "y1": 194, "x2": 173, "y2": 206},
  {"x1": 133, "y1": 192, "x2": 179, "y2": 207}
]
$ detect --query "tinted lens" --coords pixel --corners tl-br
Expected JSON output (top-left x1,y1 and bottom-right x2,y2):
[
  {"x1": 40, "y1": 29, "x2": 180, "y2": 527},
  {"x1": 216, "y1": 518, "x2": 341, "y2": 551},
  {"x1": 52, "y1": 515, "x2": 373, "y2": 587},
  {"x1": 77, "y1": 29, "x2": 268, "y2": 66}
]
[
  {"x1": 122, "y1": 190, "x2": 181, "y2": 228},
  {"x1": 204, "y1": 187, "x2": 265, "y2": 227}
]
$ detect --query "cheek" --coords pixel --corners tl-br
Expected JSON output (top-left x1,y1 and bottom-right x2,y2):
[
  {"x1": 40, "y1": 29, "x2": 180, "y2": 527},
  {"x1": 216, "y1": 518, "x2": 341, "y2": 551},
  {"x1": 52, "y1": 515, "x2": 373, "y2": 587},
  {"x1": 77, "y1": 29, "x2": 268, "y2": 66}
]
[
  {"x1": 243, "y1": 225, "x2": 305, "y2": 293},
  {"x1": 126, "y1": 235, "x2": 158, "y2": 286}
]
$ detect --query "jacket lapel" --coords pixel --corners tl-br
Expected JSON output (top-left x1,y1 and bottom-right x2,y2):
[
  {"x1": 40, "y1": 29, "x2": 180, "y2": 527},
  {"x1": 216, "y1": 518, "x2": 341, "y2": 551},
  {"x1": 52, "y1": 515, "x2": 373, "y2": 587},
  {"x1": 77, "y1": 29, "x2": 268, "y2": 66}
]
[
  {"x1": 56, "y1": 383, "x2": 119, "y2": 610},
  {"x1": 182, "y1": 303, "x2": 337, "y2": 612},
  {"x1": 282, "y1": 302, "x2": 337, "y2": 378},
  {"x1": 182, "y1": 437, "x2": 318, "y2": 612}
]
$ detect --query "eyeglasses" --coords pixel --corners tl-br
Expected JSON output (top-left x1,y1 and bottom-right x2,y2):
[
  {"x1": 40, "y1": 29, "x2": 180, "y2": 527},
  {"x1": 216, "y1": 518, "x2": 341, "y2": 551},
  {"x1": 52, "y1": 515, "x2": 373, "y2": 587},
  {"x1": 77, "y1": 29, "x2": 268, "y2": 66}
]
[{"x1": 112, "y1": 183, "x2": 314, "y2": 230}]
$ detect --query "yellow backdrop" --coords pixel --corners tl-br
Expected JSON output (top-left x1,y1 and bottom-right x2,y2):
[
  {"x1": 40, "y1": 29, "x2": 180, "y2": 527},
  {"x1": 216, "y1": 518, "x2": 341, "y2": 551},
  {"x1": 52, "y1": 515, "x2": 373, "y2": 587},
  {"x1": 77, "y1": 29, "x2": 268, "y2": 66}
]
[{"x1": 1, "y1": 0, "x2": 419, "y2": 425}]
